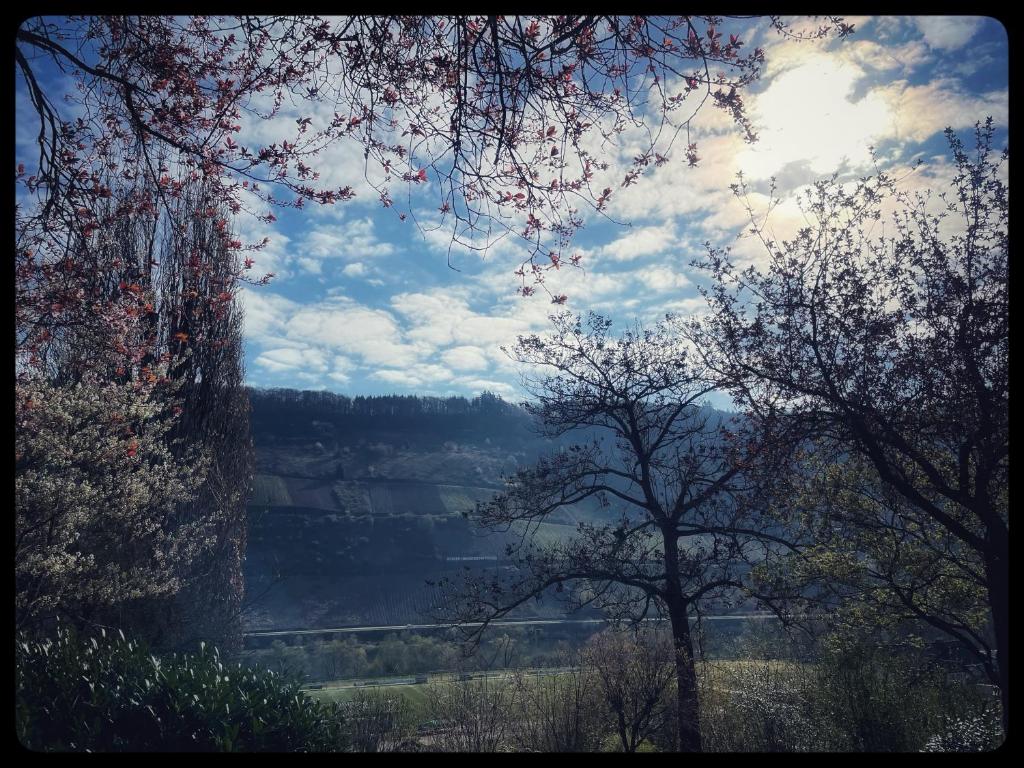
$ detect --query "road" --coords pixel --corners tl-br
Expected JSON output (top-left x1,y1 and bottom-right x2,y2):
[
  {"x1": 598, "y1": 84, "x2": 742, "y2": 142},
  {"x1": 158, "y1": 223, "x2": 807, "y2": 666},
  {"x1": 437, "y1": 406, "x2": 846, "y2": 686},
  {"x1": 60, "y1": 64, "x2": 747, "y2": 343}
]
[{"x1": 244, "y1": 613, "x2": 783, "y2": 640}]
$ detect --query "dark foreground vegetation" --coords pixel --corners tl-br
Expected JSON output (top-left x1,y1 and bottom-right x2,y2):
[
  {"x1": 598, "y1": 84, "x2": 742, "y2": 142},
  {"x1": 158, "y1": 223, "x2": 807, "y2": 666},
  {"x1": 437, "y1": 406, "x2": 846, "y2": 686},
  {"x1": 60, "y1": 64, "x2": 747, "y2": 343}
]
[
  {"x1": 16, "y1": 623, "x2": 348, "y2": 752},
  {"x1": 17, "y1": 622, "x2": 1000, "y2": 752}
]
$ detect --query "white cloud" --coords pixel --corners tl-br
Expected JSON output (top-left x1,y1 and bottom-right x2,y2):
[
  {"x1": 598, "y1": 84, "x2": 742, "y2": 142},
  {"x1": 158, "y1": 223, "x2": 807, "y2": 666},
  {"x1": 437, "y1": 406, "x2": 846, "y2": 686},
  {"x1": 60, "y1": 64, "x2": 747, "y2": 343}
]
[
  {"x1": 300, "y1": 217, "x2": 395, "y2": 267},
  {"x1": 286, "y1": 301, "x2": 423, "y2": 368},
  {"x1": 342, "y1": 262, "x2": 368, "y2": 277},
  {"x1": 371, "y1": 363, "x2": 454, "y2": 389},
  {"x1": 843, "y1": 38, "x2": 933, "y2": 74},
  {"x1": 662, "y1": 296, "x2": 710, "y2": 317},
  {"x1": 371, "y1": 369, "x2": 422, "y2": 388},
  {"x1": 391, "y1": 291, "x2": 470, "y2": 347},
  {"x1": 913, "y1": 16, "x2": 984, "y2": 51},
  {"x1": 597, "y1": 223, "x2": 678, "y2": 262},
  {"x1": 392, "y1": 287, "x2": 558, "y2": 365},
  {"x1": 604, "y1": 131, "x2": 750, "y2": 226},
  {"x1": 441, "y1": 345, "x2": 490, "y2": 371},
  {"x1": 735, "y1": 54, "x2": 893, "y2": 180},
  {"x1": 238, "y1": 288, "x2": 299, "y2": 340},
  {"x1": 877, "y1": 78, "x2": 1008, "y2": 144},
  {"x1": 635, "y1": 266, "x2": 691, "y2": 294},
  {"x1": 255, "y1": 346, "x2": 329, "y2": 373}
]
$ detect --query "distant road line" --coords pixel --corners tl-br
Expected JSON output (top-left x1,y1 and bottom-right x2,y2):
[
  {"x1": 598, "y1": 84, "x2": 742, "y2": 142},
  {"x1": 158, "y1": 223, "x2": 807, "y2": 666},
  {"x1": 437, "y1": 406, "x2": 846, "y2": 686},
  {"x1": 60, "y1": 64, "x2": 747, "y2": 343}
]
[{"x1": 244, "y1": 613, "x2": 783, "y2": 639}]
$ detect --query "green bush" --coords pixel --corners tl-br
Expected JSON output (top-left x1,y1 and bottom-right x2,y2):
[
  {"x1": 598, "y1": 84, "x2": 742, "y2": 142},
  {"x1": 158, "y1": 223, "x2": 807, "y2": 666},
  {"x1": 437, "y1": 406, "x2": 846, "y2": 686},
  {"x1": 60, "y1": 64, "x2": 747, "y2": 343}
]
[
  {"x1": 16, "y1": 623, "x2": 349, "y2": 752},
  {"x1": 920, "y1": 709, "x2": 1003, "y2": 752},
  {"x1": 812, "y1": 641, "x2": 1001, "y2": 752},
  {"x1": 698, "y1": 639, "x2": 1003, "y2": 752}
]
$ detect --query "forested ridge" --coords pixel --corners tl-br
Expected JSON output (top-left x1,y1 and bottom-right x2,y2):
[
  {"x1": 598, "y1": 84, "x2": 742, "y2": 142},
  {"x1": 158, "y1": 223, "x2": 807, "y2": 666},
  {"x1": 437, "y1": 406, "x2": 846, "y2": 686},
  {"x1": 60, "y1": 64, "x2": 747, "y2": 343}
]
[{"x1": 249, "y1": 389, "x2": 533, "y2": 438}]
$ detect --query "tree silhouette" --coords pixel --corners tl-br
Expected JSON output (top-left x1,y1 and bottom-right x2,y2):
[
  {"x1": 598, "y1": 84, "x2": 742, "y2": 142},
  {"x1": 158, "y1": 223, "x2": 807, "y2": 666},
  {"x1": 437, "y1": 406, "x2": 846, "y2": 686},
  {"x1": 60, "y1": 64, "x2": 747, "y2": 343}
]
[
  {"x1": 689, "y1": 119, "x2": 1008, "y2": 733},
  {"x1": 448, "y1": 312, "x2": 796, "y2": 751}
]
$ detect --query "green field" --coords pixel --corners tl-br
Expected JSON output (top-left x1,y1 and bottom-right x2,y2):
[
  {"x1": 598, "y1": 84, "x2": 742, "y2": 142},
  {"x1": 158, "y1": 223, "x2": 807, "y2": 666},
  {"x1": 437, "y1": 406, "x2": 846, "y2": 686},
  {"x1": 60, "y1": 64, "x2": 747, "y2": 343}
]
[
  {"x1": 310, "y1": 681, "x2": 436, "y2": 719},
  {"x1": 307, "y1": 670, "x2": 567, "y2": 721},
  {"x1": 305, "y1": 660, "x2": 807, "y2": 722}
]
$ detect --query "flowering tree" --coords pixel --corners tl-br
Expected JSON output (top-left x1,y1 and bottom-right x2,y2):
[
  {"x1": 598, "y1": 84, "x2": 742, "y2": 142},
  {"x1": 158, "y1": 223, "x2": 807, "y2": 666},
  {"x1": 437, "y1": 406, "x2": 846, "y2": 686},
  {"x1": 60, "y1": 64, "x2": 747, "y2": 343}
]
[
  {"x1": 15, "y1": 371, "x2": 211, "y2": 632},
  {"x1": 688, "y1": 120, "x2": 1008, "y2": 733},
  {"x1": 15, "y1": 173, "x2": 253, "y2": 649},
  {"x1": 16, "y1": 15, "x2": 850, "y2": 299}
]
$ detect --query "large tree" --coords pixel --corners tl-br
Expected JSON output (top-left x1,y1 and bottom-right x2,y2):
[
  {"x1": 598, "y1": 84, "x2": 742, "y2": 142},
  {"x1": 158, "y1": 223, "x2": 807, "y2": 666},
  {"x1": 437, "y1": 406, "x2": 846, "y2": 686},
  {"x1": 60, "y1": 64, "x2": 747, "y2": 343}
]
[
  {"x1": 153, "y1": 181, "x2": 255, "y2": 651},
  {"x1": 688, "y1": 119, "x2": 1008, "y2": 731},
  {"x1": 15, "y1": 174, "x2": 253, "y2": 650},
  {"x1": 451, "y1": 312, "x2": 796, "y2": 752}
]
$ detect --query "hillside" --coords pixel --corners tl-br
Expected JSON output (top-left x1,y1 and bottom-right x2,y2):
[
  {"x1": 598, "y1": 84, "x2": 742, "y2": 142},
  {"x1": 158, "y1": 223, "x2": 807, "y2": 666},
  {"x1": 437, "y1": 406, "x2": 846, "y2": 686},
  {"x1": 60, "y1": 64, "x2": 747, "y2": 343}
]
[{"x1": 242, "y1": 389, "x2": 607, "y2": 630}]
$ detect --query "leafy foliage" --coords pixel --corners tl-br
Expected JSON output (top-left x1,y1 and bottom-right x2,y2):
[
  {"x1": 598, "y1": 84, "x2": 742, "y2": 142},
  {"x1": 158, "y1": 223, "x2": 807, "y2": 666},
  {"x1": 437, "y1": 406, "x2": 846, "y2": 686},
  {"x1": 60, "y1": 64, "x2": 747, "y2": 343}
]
[
  {"x1": 754, "y1": 454, "x2": 991, "y2": 680},
  {"x1": 690, "y1": 119, "x2": 1009, "y2": 727},
  {"x1": 698, "y1": 634, "x2": 1003, "y2": 752},
  {"x1": 921, "y1": 710, "x2": 1003, "y2": 753},
  {"x1": 15, "y1": 623, "x2": 348, "y2": 752},
  {"x1": 15, "y1": 373, "x2": 210, "y2": 630}
]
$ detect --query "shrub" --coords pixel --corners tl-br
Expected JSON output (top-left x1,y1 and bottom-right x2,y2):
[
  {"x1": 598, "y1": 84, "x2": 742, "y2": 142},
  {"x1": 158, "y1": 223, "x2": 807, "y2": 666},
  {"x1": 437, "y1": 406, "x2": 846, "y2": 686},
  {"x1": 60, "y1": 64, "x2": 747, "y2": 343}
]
[
  {"x1": 15, "y1": 374, "x2": 210, "y2": 634},
  {"x1": 341, "y1": 689, "x2": 415, "y2": 752},
  {"x1": 16, "y1": 623, "x2": 348, "y2": 751},
  {"x1": 698, "y1": 637, "x2": 1002, "y2": 752},
  {"x1": 811, "y1": 640, "x2": 998, "y2": 752},
  {"x1": 921, "y1": 708, "x2": 1003, "y2": 752},
  {"x1": 698, "y1": 660, "x2": 826, "y2": 752}
]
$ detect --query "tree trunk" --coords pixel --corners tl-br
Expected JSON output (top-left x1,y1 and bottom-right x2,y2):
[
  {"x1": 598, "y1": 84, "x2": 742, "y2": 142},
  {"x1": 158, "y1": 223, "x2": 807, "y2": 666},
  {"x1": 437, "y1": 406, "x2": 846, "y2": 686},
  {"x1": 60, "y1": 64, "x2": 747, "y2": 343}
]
[
  {"x1": 667, "y1": 602, "x2": 703, "y2": 752},
  {"x1": 662, "y1": 529, "x2": 702, "y2": 752},
  {"x1": 986, "y1": 534, "x2": 1009, "y2": 738}
]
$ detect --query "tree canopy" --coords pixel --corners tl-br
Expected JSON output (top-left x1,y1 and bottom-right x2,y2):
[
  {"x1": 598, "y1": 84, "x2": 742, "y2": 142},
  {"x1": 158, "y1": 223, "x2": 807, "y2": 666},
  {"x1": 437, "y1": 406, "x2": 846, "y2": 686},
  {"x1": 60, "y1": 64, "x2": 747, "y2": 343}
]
[
  {"x1": 687, "y1": 119, "x2": 1008, "y2": 730},
  {"x1": 451, "y1": 312, "x2": 797, "y2": 751},
  {"x1": 16, "y1": 15, "x2": 850, "y2": 298}
]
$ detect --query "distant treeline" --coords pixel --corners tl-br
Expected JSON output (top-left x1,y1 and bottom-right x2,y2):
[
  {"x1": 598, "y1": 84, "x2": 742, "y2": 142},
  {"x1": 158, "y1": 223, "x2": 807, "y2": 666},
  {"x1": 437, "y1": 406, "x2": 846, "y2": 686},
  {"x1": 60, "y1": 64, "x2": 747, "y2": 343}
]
[{"x1": 248, "y1": 388, "x2": 534, "y2": 438}]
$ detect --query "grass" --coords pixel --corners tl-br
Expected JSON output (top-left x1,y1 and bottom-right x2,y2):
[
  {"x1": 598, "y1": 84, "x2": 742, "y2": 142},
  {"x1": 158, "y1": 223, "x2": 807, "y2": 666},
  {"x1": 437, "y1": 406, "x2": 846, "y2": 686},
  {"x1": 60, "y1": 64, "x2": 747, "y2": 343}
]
[
  {"x1": 306, "y1": 660, "x2": 789, "y2": 724},
  {"x1": 308, "y1": 669, "x2": 578, "y2": 724},
  {"x1": 309, "y1": 679, "x2": 441, "y2": 722}
]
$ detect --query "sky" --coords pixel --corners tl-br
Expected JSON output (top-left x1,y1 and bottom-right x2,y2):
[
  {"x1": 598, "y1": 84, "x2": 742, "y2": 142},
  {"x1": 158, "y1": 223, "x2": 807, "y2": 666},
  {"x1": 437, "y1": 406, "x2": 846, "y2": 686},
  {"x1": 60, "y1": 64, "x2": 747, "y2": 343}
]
[{"x1": 16, "y1": 16, "x2": 1010, "y2": 405}]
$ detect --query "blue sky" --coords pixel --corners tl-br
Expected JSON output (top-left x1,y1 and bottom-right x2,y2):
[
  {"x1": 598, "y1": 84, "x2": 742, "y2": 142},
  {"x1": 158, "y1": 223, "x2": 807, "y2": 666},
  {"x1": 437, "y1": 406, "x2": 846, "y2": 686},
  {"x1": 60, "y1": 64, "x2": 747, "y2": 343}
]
[{"x1": 16, "y1": 16, "x2": 1009, "y2": 404}]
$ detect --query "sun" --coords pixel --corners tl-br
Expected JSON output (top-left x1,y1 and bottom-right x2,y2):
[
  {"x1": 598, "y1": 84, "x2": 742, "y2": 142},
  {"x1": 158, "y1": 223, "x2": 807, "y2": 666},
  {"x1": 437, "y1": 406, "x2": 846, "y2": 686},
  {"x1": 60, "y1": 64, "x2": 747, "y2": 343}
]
[{"x1": 736, "y1": 54, "x2": 893, "y2": 180}]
